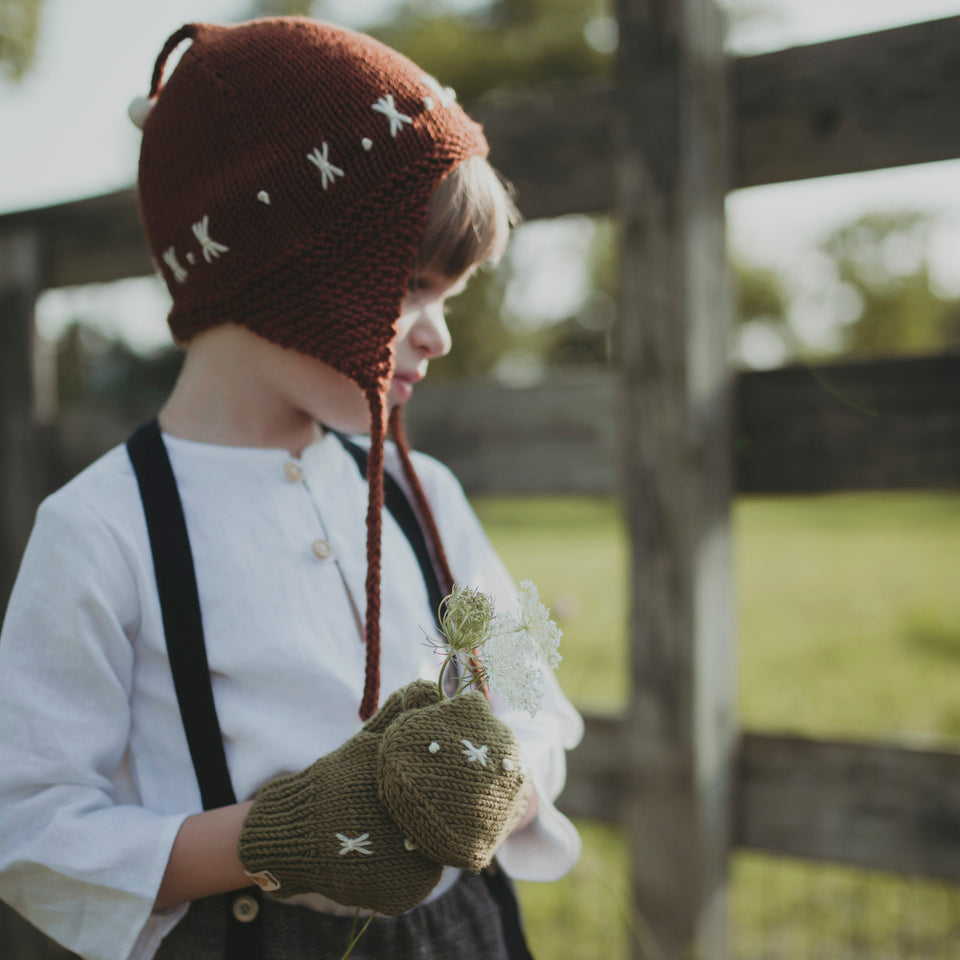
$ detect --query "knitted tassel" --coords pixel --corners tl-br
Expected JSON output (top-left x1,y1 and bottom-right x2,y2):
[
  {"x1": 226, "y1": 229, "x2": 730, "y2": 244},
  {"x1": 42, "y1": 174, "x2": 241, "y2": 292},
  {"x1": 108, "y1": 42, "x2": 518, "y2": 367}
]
[{"x1": 359, "y1": 387, "x2": 388, "y2": 720}]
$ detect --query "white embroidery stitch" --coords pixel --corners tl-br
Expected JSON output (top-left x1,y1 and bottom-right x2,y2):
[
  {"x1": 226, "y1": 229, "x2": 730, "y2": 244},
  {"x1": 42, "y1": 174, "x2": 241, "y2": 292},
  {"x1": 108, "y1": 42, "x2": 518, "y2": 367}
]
[
  {"x1": 361, "y1": 137, "x2": 373, "y2": 151},
  {"x1": 501, "y1": 757, "x2": 516, "y2": 771},
  {"x1": 428, "y1": 741, "x2": 440, "y2": 754},
  {"x1": 336, "y1": 832, "x2": 373, "y2": 856},
  {"x1": 257, "y1": 190, "x2": 271, "y2": 204},
  {"x1": 192, "y1": 216, "x2": 230, "y2": 263},
  {"x1": 185, "y1": 252, "x2": 196, "y2": 265},
  {"x1": 306, "y1": 142, "x2": 345, "y2": 190},
  {"x1": 461, "y1": 740, "x2": 488, "y2": 766},
  {"x1": 403, "y1": 838, "x2": 417, "y2": 851},
  {"x1": 162, "y1": 247, "x2": 188, "y2": 284},
  {"x1": 371, "y1": 94, "x2": 413, "y2": 137},
  {"x1": 421, "y1": 75, "x2": 456, "y2": 108},
  {"x1": 423, "y1": 96, "x2": 435, "y2": 111}
]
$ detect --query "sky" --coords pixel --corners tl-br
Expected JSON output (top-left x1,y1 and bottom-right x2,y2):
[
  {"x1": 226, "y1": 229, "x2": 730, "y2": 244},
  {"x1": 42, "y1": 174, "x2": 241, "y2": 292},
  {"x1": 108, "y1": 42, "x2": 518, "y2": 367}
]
[{"x1": 3, "y1": 0, "x2": 960, "y2": 358}]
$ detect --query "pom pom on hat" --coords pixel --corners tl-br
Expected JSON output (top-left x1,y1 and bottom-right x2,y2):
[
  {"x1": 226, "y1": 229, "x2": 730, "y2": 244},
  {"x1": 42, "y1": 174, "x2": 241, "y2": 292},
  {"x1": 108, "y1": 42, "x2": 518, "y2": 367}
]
[{"x1": 127, "y1": 96, "x2": 155, "y2": 130}]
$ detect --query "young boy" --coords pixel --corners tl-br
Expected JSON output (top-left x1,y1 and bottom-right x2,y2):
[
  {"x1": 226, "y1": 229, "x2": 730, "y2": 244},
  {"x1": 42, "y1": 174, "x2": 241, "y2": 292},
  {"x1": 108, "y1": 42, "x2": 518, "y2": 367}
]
[{"x1": 0, "y1": 17, "x2": 582, "y2": 960}]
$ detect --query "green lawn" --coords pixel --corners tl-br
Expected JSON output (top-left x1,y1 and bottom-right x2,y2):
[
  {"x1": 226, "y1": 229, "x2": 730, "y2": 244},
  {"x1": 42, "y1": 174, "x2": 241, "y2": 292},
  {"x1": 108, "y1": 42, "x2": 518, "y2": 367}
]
[{"x1": 473, "y1": 491, "x2": 960, "y2": 959}]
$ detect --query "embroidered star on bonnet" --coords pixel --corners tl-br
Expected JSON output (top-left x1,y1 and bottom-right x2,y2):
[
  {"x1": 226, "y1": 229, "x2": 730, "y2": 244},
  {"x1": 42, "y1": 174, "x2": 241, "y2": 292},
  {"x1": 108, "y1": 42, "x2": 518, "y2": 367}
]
[{"x1": 132, "y1": 17, "x2": 489, "y2": 719}]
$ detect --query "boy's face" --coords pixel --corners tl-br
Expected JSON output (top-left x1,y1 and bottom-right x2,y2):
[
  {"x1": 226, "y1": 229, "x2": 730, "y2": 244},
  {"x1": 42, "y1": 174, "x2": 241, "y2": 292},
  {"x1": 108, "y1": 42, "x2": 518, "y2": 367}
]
[
  {"x1": 269, "y1": 266, "x2": 472, "y2": 437},
  {"x1": 388, "y1": 266, "x2": 472, "y2": 409}
]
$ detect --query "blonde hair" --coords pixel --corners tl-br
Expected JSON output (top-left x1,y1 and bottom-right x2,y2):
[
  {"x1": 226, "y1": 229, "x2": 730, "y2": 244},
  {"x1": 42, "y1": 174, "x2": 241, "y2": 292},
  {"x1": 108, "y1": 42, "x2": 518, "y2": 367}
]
[{"x1": 414, "y1": 155, "x2": 520, "y2": 279}]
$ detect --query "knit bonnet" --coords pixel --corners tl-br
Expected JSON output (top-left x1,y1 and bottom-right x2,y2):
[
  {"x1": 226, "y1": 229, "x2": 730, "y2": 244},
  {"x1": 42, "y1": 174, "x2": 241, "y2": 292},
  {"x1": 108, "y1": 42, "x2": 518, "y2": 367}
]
[{"x1": 133, "y1": 17, "x2": 487, "y2": 718}]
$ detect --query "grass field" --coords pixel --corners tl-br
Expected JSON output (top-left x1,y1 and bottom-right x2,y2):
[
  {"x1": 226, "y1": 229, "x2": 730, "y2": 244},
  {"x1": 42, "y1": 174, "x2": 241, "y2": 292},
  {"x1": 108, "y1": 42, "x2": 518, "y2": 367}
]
[{"x1": 473, "y1": 491, "x2": 960, "y2": 959}]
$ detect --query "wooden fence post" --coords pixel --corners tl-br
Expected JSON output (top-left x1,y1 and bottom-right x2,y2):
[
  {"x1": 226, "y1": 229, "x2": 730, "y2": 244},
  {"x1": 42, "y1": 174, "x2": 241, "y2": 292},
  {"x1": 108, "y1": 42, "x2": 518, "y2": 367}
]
[
  {"x1": 0, "y1": 230, "x2": 45, "y2": 610},
  {"x1": 614, "y1": 0, "x2": 736, "y2": 957}
]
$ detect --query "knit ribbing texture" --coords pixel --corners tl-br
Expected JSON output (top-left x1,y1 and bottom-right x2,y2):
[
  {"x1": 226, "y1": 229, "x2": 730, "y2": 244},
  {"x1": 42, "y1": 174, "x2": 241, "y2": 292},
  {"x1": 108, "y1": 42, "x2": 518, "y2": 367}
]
[
  {"x1": 237, "y1": 681, "x2": 445, "y2": 914},
  {"x1": 377, "y1": 692, "x2": 532, "y2": 872}
]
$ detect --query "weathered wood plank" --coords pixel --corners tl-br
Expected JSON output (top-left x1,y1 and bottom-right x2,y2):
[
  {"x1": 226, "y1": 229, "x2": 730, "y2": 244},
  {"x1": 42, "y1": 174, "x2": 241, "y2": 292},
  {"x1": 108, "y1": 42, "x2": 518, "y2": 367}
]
[
  {"x1": 470, "y1": 78, "x2": 617, "y2": 220},
  {"x1": 559, "y1": 720, "x2": 960, "y2": 886},
  {"x1": 0, "y1": 188, "x2": 153, "y2": 288},
  {"x1": 736, "y1": 732, "x2": 960, "y2": 882},
  {"x1": 3, "y1": 16, "x2": 958, "y2": 263},
  {"x1": 614, "y1": 0, "x2": 736, "y2": 956},
  {"x1": 734, "y1": 353, "x2": 960, "y2": 492},
  {"x1": 405, "y1": 372, "x2": 619, "y2": 493},
  {"x1": 732, "y1": 16, "x2": 960, "y2": 188},
  {"x1": 556, "y1": 713, "x2": 626, "y2": 824},
  {"x1": 0, "y1": 232, "x2": 46, "y2": 607},
  {"x1": 415, "y1": 356, "x2": 960, "y2": 495},
  {"x1": 35, "y1": 354, "x2": 960, "y2": 501}
]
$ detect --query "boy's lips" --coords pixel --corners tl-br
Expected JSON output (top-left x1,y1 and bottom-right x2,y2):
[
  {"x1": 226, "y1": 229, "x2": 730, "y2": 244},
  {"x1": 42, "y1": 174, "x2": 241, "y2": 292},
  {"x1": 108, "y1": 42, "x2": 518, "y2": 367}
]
[{"x1": 391, "y1": 370, "x2": 423, "y2": 403}]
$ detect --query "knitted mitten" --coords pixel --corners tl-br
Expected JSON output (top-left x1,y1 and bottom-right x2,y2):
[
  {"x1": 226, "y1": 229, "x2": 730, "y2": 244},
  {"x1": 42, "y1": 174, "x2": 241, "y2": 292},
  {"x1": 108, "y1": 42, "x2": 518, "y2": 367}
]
[
  {"x1": 237, "y1": 680, "x2": 444, "y2": 915},
  {"x1": 377, "y1": 691, "x2": 533, "y2": 872}
]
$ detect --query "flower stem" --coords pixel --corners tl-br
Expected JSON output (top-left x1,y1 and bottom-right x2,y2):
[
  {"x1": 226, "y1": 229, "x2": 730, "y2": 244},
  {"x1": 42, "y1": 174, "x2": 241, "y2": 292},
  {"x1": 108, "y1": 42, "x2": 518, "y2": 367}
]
[
  {"x1": 339, "y1": 910, "x2": 377, "y2": 960},
  {"x1": 437, "y1": 654, "x2": 452, "y2": 700}
]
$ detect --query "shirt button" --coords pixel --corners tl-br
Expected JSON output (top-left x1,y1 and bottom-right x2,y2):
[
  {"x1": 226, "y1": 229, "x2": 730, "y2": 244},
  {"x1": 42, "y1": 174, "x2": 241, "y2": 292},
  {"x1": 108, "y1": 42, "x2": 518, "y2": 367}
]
[
  {"x1": 232, "y1": 893, "x2": 260, "y2": 922},
  {"x1": 284, "y1": 461, "x2": 304, "y2": 482},
  {"x1": 312, "y1": 538, "x2": 333, "y2": 560}
]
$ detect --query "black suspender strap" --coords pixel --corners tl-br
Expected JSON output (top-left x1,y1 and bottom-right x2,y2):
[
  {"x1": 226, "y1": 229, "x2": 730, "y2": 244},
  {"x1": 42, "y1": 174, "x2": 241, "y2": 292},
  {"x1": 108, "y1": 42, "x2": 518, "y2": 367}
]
[
  {"x1": 127, "y1": 419, "x2": 263, "y2": 960},
  {"x1": 127, "y1": 419, "x2": 237, "y2": 811},
  {"x1": 333, "y1": 431, "x2": 446, "y2": 626}
]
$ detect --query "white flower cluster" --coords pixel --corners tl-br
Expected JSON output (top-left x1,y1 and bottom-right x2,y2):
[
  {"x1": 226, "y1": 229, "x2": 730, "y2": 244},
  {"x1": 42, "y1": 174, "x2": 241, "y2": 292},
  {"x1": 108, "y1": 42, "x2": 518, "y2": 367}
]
[
  {"x1": 428, "y1": 580, "x2": 563, "y2": 716},
  {"x1": 481, "y1": 581, "x2": 563, "y2": 718}
]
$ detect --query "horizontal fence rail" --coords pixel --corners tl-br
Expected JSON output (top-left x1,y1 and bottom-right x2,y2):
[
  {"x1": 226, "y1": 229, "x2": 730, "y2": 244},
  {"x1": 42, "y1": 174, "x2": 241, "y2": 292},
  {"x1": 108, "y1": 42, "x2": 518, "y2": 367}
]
[
  {"x1": 410, "y1": 355, "x2": 960, "y2": 494},
  {"x1": 25, "y1": 354, "x2": 960, "y2": 499},
  {"x1": 560, "y1": 719, "x2": 960, "y2": 884},
  {"x1": 3, "y1": 16, "x2": 960, "y2": 275}
]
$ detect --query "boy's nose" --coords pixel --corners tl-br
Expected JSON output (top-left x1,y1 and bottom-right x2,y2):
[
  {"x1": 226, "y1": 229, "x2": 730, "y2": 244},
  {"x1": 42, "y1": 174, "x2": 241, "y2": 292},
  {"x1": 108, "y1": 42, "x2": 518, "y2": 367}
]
[{"x1": 411, "y1": 305, "x2": 452, "y2": 359}]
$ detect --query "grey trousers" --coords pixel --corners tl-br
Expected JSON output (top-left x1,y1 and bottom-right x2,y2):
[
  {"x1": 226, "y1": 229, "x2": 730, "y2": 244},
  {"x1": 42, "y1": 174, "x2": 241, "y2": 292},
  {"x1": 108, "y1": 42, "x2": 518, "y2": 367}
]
[{"x1": 153, "y1": 870, "x2": 515, "y2": 960}]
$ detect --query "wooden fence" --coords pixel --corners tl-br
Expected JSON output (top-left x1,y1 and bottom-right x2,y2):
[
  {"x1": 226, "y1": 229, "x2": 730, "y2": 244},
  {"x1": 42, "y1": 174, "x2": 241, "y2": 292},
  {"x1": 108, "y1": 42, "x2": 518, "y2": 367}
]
[{"x1": 2, "y1": 3, "x2": 960, "y2": 958}]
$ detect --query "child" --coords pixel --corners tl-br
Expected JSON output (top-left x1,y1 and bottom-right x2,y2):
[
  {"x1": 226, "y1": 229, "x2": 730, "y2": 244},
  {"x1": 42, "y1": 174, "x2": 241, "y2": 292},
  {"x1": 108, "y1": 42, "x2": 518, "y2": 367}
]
[{"x1": 0, "y1": 17, "x2": 583, "y2": 960}]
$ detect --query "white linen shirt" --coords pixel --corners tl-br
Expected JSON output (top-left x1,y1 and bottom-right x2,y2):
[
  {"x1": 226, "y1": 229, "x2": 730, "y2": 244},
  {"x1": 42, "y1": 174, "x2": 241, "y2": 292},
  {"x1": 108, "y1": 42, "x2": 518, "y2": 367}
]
[{"x1": 0, "y1": 429, "x2": 583, "y2": 960}]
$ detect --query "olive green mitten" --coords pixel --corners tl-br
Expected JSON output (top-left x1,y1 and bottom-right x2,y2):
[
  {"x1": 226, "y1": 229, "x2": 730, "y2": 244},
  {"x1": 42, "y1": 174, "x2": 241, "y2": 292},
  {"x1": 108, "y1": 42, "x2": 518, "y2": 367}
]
[
  {"x1": 236, "y1": 680, "x2": 443, "y2": 915},
  {"x1": 377, "y1": 691, "x2": 533, "y2": 872}
]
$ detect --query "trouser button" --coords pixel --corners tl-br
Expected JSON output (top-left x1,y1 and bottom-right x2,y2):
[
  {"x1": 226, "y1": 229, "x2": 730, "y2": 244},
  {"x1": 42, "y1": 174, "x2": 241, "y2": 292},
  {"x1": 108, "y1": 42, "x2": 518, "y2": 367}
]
[{"x1": 232, "y1": 893, "x2": 259, "y2": 923}]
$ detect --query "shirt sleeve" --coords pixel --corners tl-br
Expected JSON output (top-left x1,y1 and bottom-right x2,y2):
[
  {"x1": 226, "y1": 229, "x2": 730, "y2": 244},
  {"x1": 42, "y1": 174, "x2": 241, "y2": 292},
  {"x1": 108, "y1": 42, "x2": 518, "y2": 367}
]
[
  {"x1": 407, "y1": 452, "x2": 585, "y2": 881},
  {"x1": 0, "y1": 490, "x2": 188, "y2": 960}
]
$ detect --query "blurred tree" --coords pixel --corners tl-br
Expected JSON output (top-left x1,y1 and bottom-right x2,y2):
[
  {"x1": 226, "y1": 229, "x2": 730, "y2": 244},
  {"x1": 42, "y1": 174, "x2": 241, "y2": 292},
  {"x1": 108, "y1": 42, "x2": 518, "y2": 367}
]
[
  {"x1": 242, "y1": 0, "x2": 317, "y2": 18},
  {"x1": 728, "y1": 259, "x2": 792, "y2": 368},
  {"x1": 56, "y1": 320, "x2": 181, "y2": 412},
  {"x1": 318, "y1": 0, "x2": 613, "y2": 102},
  {"x1": 820, "y1": 211, "x2": 960, "y2": 358},
  {"x1": 737, "y1": 261, "x2": 789, "y2": 326},
  {"x1": 0, "y1": 0, "x2": 44, "y2": 80}
]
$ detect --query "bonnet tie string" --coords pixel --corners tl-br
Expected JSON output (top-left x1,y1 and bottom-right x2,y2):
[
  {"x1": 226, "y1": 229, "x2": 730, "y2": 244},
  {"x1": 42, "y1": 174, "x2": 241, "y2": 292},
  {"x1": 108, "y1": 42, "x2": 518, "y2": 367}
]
[{"x1": 359, "y1": 387, "x2": 388, "y2": 721}]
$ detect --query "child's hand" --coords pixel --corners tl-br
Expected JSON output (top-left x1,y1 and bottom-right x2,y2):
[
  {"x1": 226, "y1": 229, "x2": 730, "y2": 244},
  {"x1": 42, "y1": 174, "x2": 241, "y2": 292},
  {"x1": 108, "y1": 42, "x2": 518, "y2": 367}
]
[
  {"x1": 236, "y1": 680, "x2": 444, "y2": 915},
  {"x1": 377, "y1": 691, "x2": 533, "y2": 872}
]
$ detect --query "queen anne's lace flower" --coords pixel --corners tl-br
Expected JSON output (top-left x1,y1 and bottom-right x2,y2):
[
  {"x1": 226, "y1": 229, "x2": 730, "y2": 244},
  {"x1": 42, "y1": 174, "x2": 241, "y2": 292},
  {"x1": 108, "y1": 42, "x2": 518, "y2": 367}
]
[
  {"x1": 438, "y1": 584, "x2": 496, "y2": 653},
  {"x1": 481, "y1": 633, "x2": 546, "y2": 717},
  {"x1": 430, "y1": 580, "x2": 563, "y2": 717},
  {"x1": 515, "y1": 580, "x2": 563, "y2": 669}
]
